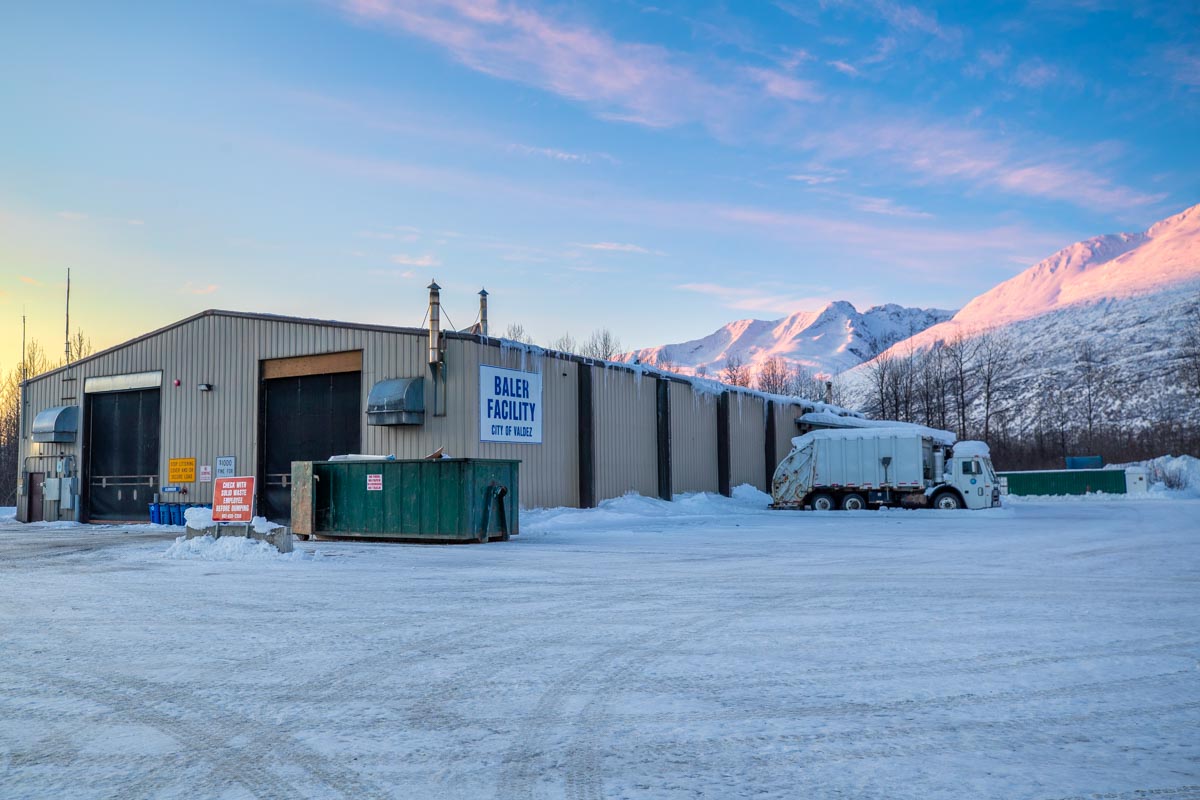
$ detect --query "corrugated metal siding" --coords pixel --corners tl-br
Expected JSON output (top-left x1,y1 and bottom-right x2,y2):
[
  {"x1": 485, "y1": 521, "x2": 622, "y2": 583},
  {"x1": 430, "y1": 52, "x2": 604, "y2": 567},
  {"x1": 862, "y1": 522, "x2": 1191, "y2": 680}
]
[
  {"x1": 729, "y1": 391, "x2": 767, "y2": 491},
  {"x1": 593, "y1": 369, "x2": 658, "y2": 502},
  {"x1": 669, "y1": 382, "x2": 719, "y2": 495},
  {"x1": 773, "y1": 402, "x2": 804, "y2": 472}
]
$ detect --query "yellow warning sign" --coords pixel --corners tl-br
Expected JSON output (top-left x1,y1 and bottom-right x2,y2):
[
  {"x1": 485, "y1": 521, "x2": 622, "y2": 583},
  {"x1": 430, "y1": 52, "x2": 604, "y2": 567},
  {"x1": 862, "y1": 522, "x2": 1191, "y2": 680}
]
[{"x1": 168, "y1": 458, "x2": 196, "y2": 483}]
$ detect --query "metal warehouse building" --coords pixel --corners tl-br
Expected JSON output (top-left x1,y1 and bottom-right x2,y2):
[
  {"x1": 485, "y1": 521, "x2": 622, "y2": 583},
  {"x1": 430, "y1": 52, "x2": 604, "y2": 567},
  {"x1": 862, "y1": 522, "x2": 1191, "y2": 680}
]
[{"x1": 16, "y1": 288, "x2": 863, "y2": 524}]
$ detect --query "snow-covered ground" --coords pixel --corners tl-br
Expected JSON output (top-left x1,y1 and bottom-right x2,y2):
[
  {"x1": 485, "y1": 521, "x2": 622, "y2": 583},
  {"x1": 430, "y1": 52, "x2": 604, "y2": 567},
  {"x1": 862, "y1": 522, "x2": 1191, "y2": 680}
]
[{"x1": 2, "y1": 490, "x2": 1198, "y2": 799}]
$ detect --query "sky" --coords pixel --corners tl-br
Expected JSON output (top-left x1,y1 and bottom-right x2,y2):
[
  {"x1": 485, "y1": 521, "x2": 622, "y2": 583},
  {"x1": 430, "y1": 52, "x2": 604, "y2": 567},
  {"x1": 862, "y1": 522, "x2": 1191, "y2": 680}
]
[{"x1": 1, "y1": 0, "x2": 1198, "y2": 367}]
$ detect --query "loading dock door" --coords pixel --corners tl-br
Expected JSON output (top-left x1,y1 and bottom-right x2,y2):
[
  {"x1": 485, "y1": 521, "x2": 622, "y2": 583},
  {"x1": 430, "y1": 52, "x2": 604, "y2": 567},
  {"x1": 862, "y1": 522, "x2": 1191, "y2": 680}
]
[
  {"x1": 84, "y1": 388, "x2": 161, "y2": 521},
  {"x1": 261, "y1": 371, "x2": 361, "y2": 522}
]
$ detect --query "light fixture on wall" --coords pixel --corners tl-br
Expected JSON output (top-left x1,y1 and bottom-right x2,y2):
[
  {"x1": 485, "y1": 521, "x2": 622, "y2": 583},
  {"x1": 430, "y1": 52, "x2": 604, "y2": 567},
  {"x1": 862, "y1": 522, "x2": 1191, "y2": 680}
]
[{"x1": 198, "y1": 383, "x2": 213, "y2": 392}]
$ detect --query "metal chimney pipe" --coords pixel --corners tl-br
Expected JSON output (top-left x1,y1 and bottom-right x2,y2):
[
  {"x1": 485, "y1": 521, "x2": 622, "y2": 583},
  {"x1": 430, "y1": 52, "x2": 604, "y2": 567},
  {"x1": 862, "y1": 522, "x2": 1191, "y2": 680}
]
[
  {"x1": 478, "y1": 288, "x2": 489, "y2": 337},
  {"x1": 427, "y1": 280, "x2": 442, "y2": 365},
  {"x1": 824, "y1": 380, "x2": 833, "y2": 405}
]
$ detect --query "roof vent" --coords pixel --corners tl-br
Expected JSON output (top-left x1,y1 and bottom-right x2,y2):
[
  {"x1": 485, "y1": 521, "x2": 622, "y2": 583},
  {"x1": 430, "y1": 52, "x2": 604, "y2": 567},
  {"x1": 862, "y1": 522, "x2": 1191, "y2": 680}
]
[
  {"x1": 32, "y1": 405, "x2": 79, "y2": 443},
  {"x1": 366, "y1": 378, "x2": 425, "y2": 426}
]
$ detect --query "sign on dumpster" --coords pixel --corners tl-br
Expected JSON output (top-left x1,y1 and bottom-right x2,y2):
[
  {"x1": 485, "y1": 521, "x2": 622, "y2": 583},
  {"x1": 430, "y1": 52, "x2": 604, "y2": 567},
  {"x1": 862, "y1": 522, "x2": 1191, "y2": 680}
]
[
  {"x1": 366, "y1": 473, "x2": 383, "y2": 491},
  {"x1": 213, "y1": 476, "x2": 255, "y2": 522}
]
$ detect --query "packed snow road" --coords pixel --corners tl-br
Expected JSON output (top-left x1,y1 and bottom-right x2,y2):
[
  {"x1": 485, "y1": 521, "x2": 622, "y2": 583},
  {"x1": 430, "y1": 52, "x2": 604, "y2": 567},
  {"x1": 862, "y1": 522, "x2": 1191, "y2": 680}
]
[{"x1": 1, "y1": 492, "x2": 1198, "y2": 800}]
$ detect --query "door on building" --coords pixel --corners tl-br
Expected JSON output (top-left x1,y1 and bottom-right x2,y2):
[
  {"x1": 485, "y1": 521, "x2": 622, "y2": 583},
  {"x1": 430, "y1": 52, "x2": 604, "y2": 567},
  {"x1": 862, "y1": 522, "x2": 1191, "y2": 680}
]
[
  {"x1": 84, "y1": 388, "x2": 161, "y2": 521},
  {"x1": 27, "y1": 472, "x2": 45, "y2": 523},
  {"x1": 260, "y1": 371, "x2": 361, "y2": 523}
]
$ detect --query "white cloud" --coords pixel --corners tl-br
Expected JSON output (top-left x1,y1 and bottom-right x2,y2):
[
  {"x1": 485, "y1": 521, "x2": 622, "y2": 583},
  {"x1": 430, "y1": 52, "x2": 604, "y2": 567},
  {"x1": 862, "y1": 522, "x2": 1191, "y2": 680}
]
[{"x1": 391, "y1": 253, "x2": 440, "y2": 267}]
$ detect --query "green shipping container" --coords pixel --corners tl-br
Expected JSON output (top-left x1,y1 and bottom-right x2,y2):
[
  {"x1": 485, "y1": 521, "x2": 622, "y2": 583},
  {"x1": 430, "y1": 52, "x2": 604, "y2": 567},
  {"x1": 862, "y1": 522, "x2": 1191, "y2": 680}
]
[
  {"x1": 998, "y1": 468, "x2": 1126, "y2": 497},
  {"x1": 291, "y1": 458, "x2": 519, "y2": 543}
]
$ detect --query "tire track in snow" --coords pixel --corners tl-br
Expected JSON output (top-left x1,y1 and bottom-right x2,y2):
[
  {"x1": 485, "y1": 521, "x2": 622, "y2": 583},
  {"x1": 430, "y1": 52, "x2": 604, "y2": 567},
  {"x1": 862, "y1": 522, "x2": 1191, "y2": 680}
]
[{"x1": 494, "y1": 609, "x2": 739, "y2": 800}]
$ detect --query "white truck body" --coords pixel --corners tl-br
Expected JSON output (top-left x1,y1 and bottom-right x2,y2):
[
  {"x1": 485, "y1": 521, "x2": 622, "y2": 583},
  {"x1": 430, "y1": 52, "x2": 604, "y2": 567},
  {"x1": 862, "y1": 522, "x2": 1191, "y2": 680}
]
[{"x1": 771, "y1": 427, "x2": 1000, "y2": 511}]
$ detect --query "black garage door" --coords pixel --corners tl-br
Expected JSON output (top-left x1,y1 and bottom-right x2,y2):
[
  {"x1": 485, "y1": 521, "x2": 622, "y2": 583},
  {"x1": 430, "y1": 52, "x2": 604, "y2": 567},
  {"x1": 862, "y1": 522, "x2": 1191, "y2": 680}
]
[
  {"x1": 85, "y1": 388, "x2": 161, "y2": 521},
  {"x1": 260, "y1": 371, "x2": 361, "y2": 522}
]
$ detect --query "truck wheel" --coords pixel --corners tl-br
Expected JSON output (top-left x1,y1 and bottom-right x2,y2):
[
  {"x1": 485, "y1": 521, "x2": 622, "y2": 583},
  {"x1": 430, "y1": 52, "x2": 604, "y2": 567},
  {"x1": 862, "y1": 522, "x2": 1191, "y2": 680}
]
[
  {"x1": 933, "y1": 491, "x2": 963, "y2": 510},
  {"x1": 841, "y1": 493, "x2": 866, "y2": 511},
  {"x1": 809, "y1": 493, "x2": 836, "y2": 511}
]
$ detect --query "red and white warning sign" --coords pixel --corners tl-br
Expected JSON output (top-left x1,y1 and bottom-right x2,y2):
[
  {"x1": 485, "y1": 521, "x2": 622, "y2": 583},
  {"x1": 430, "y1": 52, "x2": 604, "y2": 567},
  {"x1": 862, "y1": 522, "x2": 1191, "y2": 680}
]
[
  {"x1": 366, "y1": 473, "x2": 383, "y2": 491},
  {"x1": 213, "y1": 476, "x2": 255, "y2": 522}
]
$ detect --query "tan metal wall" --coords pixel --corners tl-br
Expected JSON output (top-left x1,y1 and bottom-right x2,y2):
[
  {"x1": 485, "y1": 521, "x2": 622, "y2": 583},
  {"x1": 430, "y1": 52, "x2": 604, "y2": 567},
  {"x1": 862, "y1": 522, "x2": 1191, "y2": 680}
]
[
  {"x1": 592, "y1": 370, "x2": 658, "y2": 502},
  {"x1": 729, "y1": 392, "x2": 768, "y2": 491},
  {"x1": 669, "y1": 382, "x2": 719, "y2": 495},
  {"x1": 772, "y1": 401, "x2": 807, "y2": 479}
]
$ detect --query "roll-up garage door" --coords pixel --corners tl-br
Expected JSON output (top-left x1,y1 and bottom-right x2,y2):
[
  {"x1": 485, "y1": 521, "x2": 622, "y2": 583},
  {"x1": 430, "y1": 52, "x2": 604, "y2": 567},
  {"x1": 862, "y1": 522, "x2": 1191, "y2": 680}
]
[
  {"x1": 84, "y1": 388, "x2": 161, "y2": 521},
  {"x1": 260, "y1": 368, "x2": 361, "y2": 523}
]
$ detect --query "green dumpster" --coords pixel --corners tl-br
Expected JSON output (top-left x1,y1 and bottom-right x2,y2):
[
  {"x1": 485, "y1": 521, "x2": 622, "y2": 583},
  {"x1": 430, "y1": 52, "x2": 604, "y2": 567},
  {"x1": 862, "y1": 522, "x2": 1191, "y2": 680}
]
[
  {"x1": 998, "y1": 468, "x2": 1126, "y2": 497},
  {"x1": 291, "y1": 458, "x2": 519, "y2": 543}
]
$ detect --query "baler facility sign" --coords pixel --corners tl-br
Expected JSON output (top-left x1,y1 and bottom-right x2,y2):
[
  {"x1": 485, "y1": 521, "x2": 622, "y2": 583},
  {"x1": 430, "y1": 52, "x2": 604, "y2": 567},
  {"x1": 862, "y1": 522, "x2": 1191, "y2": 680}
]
[{"x1": 480, "y1": 365, "x2": 542, "y2": 444}]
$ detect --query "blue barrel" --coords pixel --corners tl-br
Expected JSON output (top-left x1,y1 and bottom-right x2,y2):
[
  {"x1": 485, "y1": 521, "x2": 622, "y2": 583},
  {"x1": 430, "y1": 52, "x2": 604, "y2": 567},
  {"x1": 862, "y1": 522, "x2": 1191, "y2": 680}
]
[
  {"x1": 169, "y1": 503, "x2": 184, "y2": 526},
  {"x1": 148, "y1": 503, "x2": 161, "y2": 524}
]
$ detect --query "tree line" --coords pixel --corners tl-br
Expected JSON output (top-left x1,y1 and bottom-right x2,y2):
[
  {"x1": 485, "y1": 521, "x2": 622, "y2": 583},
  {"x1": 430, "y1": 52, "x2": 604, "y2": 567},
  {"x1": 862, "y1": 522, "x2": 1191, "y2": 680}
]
[{"x1": 857, "y1": 318, "x2": 1200, "y2": 470}]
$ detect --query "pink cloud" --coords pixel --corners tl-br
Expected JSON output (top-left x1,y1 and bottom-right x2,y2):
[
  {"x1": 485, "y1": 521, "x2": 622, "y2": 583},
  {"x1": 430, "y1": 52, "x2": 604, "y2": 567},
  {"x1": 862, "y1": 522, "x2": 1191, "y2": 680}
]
[
  {"x1": 340, "y1": 0, "x2": 742, "y2": 129},
  {"x1": 744, "y1": 67, "x2": 822, "y2": 102}
]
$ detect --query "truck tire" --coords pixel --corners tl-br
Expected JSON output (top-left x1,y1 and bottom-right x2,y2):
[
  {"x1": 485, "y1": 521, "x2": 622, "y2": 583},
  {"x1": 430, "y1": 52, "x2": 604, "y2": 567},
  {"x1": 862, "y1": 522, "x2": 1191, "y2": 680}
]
[
  {"x1": 933, "y1": 491, "x2": 963, "y2": 510},
  {"x1": 841, "y1": 493, "x2": 866, "y2": 511},
  {"x1": 809, "y1": 493, "x2": 836, "y2": 511}
]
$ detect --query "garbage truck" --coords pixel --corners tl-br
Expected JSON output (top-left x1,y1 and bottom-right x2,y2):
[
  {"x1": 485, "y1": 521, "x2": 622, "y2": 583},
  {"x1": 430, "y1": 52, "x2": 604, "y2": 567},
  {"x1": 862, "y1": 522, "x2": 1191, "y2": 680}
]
[{"x1": 771, "y1": 427, "x2": 1000, "y2": 510}]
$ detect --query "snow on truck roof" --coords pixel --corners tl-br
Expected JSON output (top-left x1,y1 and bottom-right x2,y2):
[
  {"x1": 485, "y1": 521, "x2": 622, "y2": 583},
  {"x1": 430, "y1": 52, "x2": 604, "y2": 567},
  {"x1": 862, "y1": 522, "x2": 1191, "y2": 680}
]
[
  {"x1": 791, "y1": 424, "x2": 957, "y2": 449},
  {"x1": 951, "y1": 440, "x2": 991, "y2": 458}
]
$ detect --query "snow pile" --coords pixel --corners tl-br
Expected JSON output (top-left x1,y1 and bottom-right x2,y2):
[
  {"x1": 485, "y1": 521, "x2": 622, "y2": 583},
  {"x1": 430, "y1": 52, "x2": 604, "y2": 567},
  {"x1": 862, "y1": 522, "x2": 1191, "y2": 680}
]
[
  {"x1": 163, "y1": 534, "x2": 317, "y2": 562},
  {"x1": 184, "y1": 506, "x2": 213, "y2": 529},
  {"x1": 525, "y1": 485, "x2": 773, "y2": 532},
  {"x1": 952, "y1": 440, "x2": 991, "y2": 457},
  {"x1": 0, "y1": 507, "x2": 15, "y2": 524},
  {"x1": 185, "y1": 506, "x2": 283, "y2": 534},
  {"x1": 1114, "y1": 454, "x2": 1200, "y2": 496}
]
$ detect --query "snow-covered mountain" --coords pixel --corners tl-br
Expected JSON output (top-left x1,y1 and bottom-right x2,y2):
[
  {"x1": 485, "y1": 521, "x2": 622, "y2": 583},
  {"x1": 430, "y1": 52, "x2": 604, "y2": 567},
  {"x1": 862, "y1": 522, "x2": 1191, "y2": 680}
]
[
  {"x1": 878, "y1": 202, "x2": 1200, "y2": 351},
  {"x1": 623, "y1": 302, "x2": 953, "y2": 377},
  {"x1": 849, "y1": 202, "x2": 1200, "y2": 429}
]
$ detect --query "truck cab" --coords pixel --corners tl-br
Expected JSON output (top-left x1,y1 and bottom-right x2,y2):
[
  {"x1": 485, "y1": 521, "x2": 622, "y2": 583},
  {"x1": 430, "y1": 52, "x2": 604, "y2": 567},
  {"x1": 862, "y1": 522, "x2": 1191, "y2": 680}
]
[{"x1": 944, "y1": 443, "x2": 1001, "y2": 509}]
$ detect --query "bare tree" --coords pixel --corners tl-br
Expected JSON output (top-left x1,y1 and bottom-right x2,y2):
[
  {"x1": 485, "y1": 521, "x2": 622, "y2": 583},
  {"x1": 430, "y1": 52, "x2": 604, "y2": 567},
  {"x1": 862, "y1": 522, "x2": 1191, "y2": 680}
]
[
  {"x1": 1074, "y1": 340, "x2": 1111, "y2": 451},
  {"x1": 943, "y1": 332, "x2": 977, "y2": 438},
  {"x1": 502, "y1": 323, "x2": 535, "y2": 344},
  {"x1": 720, "y1": 355, "x2": 751, "y2": 387},
  {"x1": 974, "y1": 329, "x2": 1015, "y2": 442},
  {"x1": 548, "y1": 333, "x2": 577, "y2": 354},
  {"x1": 788, "y1": 364, "x2": 827, "y2": 401},
  {"x1": 580, "y1": 329, "x2": 622, "y2": 360},
  {"x1": 68, "y1": 327, "x2": 94, "y2": 362},
  {"x1": 756, "y1": 356, "x2": 790, "y2": 395},
  {"x1": 1178, "y1": 298, "x2": 1200, "y2": 396}
]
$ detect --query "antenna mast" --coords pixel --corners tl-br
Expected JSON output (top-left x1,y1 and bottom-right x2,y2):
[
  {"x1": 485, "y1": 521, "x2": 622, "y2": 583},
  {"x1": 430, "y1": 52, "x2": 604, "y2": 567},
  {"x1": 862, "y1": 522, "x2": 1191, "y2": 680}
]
[
  {"x1": 64, "y1": 268, "x2": 71, "y2": 366},
  {"x1": 21, "y1": 311, "x2": 27, "y2": 384}
]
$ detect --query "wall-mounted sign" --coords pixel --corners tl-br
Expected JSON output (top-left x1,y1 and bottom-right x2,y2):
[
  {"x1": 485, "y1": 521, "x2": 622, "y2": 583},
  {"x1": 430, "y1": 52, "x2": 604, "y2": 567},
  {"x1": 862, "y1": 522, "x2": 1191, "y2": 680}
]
[
  {"x1": 213, "y1": 476, "x2": 255, "y2": 522},
  {"x1": 168, "y1": 458, "x2": 196, "y2": 483},
  {"x1": 366, "y1": 473, "x2": 383, "y2": 491},
  {"x1": 161, "y1": 486, "x2": 182, "y2": 494},
  {"x1": 215, "y1": 456, "x2": 236, "y2": 478},
  {"x1": 480, "y1": 365, "x2": 542, "y2": 444},
  {"x1": 199, "y1": 465, "x2": 212, "y2": 482}
]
